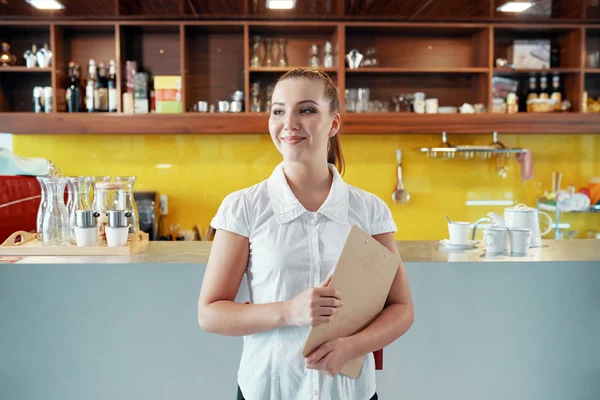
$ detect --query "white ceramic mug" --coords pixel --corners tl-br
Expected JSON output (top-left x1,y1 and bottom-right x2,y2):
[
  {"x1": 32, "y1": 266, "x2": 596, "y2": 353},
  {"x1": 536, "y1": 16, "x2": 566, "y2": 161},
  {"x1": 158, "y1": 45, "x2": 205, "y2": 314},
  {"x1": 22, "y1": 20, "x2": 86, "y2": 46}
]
[
  {"x1": 105, "y1": 226, "x2": 129, "y2": 247},
  {"x1": 74, "y1": 227, "x2": 98, "y2": 247},
  {"x1": 508, "y1": 228, "x2": 532, "y2": 256},
  {"x1": 448, "y1": 222, "x2": 470, "y2": 244},
  {"x1": 484, "y1": 226, "x2": 507, "y2": 254}
]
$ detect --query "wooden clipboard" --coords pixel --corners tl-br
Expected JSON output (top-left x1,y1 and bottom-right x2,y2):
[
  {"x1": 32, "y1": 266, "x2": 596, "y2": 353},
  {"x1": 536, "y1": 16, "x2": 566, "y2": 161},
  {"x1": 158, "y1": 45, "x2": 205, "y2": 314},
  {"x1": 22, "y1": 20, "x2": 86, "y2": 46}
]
[{"x1": 302, "y1": 225, "x2": 400, "y2": 379}]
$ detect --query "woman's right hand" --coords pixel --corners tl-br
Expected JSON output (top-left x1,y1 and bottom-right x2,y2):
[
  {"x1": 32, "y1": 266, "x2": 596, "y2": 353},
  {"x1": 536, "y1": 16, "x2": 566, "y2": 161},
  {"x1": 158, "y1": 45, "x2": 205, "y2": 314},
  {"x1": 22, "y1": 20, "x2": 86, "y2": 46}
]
[{"x1": 285, "y1": 275, "x2": 343, "y2": 327}]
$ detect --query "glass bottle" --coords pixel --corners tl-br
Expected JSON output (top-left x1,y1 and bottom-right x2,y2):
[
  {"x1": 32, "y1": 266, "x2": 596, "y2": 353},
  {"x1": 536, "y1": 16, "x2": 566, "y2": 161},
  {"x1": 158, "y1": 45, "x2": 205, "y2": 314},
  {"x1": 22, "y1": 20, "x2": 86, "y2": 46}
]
[
  {"x1": 108, "y1": 60, "x2": 118, "y2": 113},
  {"x1": 66, "y1": 62, "x2": 82, "y2": 113},
  {"x1": 114, "y1": 176, "x2": 139, "y2": 234},
  {"x1": 66, "y1": 177, "x2": 81, "y2": 242},
  {"x1": 276, "y1": 38, "x2": 288, "y2": 67},
  {"x1": 41, "y1": 177, "x2": 71, "y2": 246},
  {"x1": 263, "y1": 38, "x2": 274, "y2": 67},
  {"x1": 36, "y1": 176, "x2": 47, "y2": 234},
  {"x1": 251, "y1": 36, "x2": 261, "y2": 68},
  {"x1": 323, "y1": 41, "x2": 334, "y2": 68},
  {"x1": 309, "y1": 44, "x2": 320, "y2": 67}
]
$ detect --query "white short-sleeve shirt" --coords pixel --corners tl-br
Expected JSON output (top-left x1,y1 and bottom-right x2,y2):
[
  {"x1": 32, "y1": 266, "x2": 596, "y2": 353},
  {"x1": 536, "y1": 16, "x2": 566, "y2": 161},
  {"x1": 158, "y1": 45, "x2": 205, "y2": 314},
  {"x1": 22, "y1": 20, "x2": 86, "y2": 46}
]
[{"x1": 210, "y1": 162, "x2": 397, "y2": 400}]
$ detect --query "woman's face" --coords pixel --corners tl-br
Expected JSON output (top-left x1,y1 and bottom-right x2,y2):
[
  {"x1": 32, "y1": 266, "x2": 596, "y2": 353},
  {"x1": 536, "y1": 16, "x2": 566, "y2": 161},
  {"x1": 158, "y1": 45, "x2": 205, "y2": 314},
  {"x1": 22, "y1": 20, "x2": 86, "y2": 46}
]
[{"x1": 268, "y1": 78, "x2": 340, "y2": 165}]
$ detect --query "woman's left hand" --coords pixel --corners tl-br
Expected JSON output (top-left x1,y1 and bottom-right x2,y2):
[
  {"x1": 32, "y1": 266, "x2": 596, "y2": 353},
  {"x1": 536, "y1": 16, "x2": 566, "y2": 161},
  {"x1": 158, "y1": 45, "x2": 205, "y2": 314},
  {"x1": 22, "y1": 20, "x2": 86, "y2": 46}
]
[{"x1": 304, "y1": 337, "x2": 356, "y2": 376}]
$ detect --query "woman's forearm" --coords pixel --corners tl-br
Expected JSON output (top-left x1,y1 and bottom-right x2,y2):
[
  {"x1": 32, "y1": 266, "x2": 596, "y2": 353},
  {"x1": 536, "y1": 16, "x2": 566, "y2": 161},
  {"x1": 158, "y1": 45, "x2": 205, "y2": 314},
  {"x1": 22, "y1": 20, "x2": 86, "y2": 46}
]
[
  {"x1": 346, "y1": 303, "x2": 414, "y2": 358},
  {"x1": 198, "y1": 300, "x2": 291, "y2": 336}
]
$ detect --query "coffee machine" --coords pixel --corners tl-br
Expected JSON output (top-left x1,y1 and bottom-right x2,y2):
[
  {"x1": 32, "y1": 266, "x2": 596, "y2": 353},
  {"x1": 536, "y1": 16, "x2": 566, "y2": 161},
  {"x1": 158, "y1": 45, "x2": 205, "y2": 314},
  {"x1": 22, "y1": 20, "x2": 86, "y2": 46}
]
[{"x1": 134, "y1": 191, "x2": 160, "y2": 241}]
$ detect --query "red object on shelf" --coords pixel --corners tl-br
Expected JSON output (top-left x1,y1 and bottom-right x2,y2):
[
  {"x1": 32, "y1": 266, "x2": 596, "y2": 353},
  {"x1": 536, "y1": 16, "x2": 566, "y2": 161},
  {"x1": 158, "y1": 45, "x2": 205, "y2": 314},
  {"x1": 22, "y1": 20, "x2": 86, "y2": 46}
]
[{"x1": 0, "y1": 176, "x2": 40, "y2": 243}]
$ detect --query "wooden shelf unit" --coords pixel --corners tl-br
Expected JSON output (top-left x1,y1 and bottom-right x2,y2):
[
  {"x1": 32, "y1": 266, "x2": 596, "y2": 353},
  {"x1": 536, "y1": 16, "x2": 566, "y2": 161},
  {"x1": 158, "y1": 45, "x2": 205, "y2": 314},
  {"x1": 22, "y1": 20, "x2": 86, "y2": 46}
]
[{"x1": 0, "y1": 19, "x2": 599, "y2": 133}]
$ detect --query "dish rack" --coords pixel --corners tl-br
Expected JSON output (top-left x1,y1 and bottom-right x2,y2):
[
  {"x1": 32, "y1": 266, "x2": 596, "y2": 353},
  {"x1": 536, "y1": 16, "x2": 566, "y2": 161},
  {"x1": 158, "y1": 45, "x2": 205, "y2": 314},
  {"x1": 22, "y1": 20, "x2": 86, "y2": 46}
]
[{"x1": 419, "y1": 132, "x2": 526, "y2": 160}]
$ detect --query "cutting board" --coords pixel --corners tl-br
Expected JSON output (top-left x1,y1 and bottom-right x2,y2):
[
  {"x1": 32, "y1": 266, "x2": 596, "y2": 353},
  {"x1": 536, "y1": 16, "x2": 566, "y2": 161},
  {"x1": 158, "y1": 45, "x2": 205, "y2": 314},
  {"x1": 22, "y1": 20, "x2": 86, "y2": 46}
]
[{"x1": 302, "y1": 225, "x2": 400, "y2": 379}]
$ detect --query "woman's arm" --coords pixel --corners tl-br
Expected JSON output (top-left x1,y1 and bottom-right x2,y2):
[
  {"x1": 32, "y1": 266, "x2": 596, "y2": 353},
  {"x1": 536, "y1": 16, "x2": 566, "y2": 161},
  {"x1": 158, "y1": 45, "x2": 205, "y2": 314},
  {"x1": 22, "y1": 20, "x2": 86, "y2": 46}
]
[
  {"x1": 198, "y1": 229, "x2": 288, "y2": 336},
  {"x1": 344, "y1": 231, "x2": 414, "y2": 356},
  {"x1": 198, "y1": 229, "x2": 342, "y2": 337}
]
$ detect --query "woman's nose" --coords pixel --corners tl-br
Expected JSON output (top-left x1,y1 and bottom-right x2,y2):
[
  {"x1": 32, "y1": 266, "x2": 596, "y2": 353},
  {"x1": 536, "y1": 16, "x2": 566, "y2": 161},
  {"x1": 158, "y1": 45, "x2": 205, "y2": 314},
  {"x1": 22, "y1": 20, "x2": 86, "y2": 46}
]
[{"x1": 284, "y1": 112, "x2": 299, "y2": 131}]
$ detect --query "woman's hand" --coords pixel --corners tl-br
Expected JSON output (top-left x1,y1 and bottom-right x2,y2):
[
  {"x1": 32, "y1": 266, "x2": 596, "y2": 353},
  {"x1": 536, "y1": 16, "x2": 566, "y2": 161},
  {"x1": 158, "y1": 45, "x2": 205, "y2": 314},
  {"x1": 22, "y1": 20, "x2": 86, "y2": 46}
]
[
  {"x1": 284, "y1": 275, "x2": 343, "y2": 327},
  {"x1": 305, "y1": 337, "x2": 355, "y2": 376}
]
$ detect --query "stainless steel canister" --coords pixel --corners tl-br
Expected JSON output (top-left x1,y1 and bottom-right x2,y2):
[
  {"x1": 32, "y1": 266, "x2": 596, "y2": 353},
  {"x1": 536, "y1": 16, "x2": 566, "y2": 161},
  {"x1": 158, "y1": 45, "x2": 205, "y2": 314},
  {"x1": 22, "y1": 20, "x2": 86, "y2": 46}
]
[
  {"x1": 76, "y1": 210, "x2": 100, "y2": 228},
  {"x1": 107, "y1": 210, "x2": 131, "y2": 228}
]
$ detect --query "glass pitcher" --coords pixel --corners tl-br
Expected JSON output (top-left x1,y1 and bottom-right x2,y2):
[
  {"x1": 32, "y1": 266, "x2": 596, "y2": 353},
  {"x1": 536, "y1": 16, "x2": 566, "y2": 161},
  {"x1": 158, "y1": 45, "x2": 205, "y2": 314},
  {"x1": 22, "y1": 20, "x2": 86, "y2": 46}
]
[
  {"x1": 114, "y1": 176, "x2": 140, "y2": 234},
  {"x1": 41, "y1": 177, "x2": 71, "y2": 246},
  {"x1": 263, "y1": 38, "x2": 274, "y2": 67},
  {"x1": 36, "y1": 177, "x2": 47, "y2": 234},
  {"x1": 276, "y1": 38, "x2": 288, "y2": 67},
  {"x1": 93, "y1": 181, "x2": 127, "y2": 242},
  {"x1": 251, "y1": 36, "x2": 261, "y2": 68}
]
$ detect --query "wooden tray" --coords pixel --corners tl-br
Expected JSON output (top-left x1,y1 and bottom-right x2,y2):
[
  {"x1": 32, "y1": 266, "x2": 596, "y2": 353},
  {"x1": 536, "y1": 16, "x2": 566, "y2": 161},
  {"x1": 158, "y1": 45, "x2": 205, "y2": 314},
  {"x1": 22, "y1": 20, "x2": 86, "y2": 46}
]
[{"x1": 0, "y1": 230, "x2": 149, "y2": 256}]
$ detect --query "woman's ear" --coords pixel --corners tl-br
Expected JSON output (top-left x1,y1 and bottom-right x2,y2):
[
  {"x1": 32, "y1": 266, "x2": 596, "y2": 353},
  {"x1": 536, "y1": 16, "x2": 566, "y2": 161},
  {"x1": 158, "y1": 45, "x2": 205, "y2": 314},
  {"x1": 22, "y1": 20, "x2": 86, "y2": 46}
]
[{"x1": 328, "y1": 113, "x2": 341, "y2": 138}]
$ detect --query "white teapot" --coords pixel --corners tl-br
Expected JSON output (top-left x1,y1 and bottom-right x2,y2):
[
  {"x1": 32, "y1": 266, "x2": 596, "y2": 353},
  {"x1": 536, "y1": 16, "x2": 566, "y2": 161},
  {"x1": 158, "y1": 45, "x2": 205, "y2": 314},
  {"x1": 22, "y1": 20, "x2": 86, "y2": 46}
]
[{"x1": 487, "y1": 203, "x2": 553, "y2": 248}]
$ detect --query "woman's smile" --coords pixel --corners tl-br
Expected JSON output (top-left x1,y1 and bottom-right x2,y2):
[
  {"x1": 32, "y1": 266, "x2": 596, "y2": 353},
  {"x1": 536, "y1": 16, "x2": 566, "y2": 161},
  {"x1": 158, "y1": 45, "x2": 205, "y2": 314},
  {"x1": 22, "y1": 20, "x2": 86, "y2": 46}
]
[{"x1": 281, "y1": 136, "x2": 306, "y2": 145}]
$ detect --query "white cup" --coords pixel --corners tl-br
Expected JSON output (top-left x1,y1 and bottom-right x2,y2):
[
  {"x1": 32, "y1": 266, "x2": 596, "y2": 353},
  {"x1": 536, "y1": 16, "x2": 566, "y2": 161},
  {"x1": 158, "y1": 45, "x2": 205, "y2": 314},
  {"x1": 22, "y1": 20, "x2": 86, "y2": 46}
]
[
  {"x1": 508, "y1": 228, "x2": 532, "y2": 256},
  {"x1": 425, "y1": 98, "x2": 439, "y2": 114},
  {"x1": 105, "y1": 226, "x2": 129, "y2": 247},
  {"x1": 74, "y1": 227, "x2": 99, "y2": 247},
  {"x1": 448, "y1": 222, "x2": 470, "y2": 244},
  {"x1": 484, "y1": 226, "x2": 507, "y2": 255}
]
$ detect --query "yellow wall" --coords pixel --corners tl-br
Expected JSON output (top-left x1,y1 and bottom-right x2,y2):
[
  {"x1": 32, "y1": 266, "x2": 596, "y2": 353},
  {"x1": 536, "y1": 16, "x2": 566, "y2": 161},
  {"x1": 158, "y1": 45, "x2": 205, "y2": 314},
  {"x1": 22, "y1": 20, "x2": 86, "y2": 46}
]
[{"x1": 13, "y1": 133, "x2": 600, "y2": 240}]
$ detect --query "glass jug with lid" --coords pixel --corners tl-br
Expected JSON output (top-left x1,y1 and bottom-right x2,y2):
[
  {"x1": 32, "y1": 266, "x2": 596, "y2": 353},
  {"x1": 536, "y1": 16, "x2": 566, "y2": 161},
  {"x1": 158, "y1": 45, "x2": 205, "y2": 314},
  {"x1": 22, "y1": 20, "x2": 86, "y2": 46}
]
[
  {"x1": 114, "y1": 176, "x2": 139, "y2": 234},
  {"x1": 93, "y1": 181, "x2": 127, "y2": 241}
]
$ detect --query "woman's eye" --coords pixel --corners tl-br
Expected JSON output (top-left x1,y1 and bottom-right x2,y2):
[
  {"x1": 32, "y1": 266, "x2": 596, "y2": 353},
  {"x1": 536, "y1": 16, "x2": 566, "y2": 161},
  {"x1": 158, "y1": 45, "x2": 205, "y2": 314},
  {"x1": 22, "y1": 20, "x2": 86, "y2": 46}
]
[
  {"x1": 300, "y1": 108, "x2": 315, "y2": 114},
  {"x1": 272, "y1": 109, "x2": 283, "y2": 115}
]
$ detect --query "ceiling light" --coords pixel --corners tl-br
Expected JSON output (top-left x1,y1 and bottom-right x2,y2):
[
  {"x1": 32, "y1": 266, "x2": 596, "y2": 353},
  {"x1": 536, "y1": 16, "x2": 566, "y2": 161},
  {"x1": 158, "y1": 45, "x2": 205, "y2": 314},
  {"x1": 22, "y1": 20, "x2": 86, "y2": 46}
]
[
  {"x1": 25, "y1": 0, "x2": 65, "y2": 10},
  {"x1": 266, "y1": 0, "x2": 296, "y2": 10},
  {"x1": 497, "y1": 2, "x2": 533, "y2": 12}
]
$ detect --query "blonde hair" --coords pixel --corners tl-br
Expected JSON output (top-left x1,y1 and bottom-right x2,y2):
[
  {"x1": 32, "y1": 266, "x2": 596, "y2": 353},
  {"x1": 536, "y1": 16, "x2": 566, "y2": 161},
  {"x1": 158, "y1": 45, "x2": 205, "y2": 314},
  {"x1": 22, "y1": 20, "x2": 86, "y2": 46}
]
[{"x1": 276, "y1": 67, "x2": 345, "y2": 176}]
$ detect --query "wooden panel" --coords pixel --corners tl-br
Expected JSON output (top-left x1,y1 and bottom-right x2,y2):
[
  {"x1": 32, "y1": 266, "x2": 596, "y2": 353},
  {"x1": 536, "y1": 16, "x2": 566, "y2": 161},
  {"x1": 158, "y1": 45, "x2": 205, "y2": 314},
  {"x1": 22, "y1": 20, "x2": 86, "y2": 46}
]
[
  {"x1": 0, "y1": 25, "x2": 50, "y2": 68},
  {"x1": 344, "y1": 0, "x2": 488, "y2": 20},
  {"x1": 0, "y1": 0, "x2": 116, "y2": 18},
  {"x1": 184, "y1": 0, "x2": 245, "y2": 16},
  {"x1": 54, "y1": 25, "x2": 117, "y2": 111},
  {"x1": 585, "y1": 73, "x2": 600, "y2": 99},
  {"x1": 346, "y1": 26, "x2": 488, "y2": 68},
  {"x1": 493, "y1": 0, "x2": 584, "y2": 20},
  {"x1": 494, "y1": 27, "x2": 582, "y2": 69},
  {"x1": 0, "y1": 73, "x2": 51, "y2": 112},
  {"x1": 119, "y1": 0, "x2": 181, "y2": 17},
  {"x1": 185, "y1": 26, "x2": 245, "y2": 109},
  {"x1": 51, "y1": 24, "x2": 65, "y2": 112},
  {"x1": 180, "y1": 24, "x2": 187, "y2": 112},
  {"x1": 2, "y1": 112, "x2": 600, "y2": 134},
  {"x1": 346, "y1": 73, "x2": 487, "y2": 109},
  {"x1": 248, "y1": 25, "x2": 337, "y2": 68},
  {"x1": 252, "y1": 0, "x2": 338, "y2": 19},
  {"x1": 493, "y1": 71, "x2": 580, "y2": 112},
  {"x1": 337, "y1": 22, "x2": 346, "y2": 112},
  {"x1": 341, "y1": 113, "x2": 600, "y2": 134},
  {"x1": 120, "y1": 25, "x2": 181, "y2": 76}
]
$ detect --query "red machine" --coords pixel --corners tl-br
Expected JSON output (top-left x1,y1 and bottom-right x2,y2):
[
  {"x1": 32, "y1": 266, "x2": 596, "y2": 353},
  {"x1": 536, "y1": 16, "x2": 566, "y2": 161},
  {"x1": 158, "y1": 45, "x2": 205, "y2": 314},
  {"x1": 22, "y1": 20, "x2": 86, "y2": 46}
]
[{"x1": 0, "y1": 176, "x2": 40, "y2": 243}]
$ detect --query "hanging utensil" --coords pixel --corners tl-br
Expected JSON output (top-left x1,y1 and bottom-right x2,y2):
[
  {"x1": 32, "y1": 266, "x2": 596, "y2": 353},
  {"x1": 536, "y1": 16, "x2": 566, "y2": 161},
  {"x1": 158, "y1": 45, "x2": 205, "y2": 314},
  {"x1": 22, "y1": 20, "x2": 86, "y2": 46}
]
[{"x1": 392, "y1": 149, "x2": 410, "y2": 205}]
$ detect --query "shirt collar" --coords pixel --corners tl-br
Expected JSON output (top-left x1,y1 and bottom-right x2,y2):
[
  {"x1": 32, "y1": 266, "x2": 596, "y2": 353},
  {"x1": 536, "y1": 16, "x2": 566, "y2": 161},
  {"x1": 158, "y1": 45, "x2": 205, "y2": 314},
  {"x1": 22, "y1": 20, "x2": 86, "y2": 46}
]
[{"x1": 267, "y1": 162, "x2": 349, "y2": 225}]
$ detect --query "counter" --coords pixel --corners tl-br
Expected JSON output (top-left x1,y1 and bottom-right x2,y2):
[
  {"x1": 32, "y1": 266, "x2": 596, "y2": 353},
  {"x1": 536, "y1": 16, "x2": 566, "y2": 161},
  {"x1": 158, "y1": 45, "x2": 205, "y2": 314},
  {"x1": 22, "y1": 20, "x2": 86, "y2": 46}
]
[
  {"x1": 1, "y1": 240, "x2": 599, "y2": 400},
  {"x1": 4, "y1": 239, "x2": 599, "y2": 264}
]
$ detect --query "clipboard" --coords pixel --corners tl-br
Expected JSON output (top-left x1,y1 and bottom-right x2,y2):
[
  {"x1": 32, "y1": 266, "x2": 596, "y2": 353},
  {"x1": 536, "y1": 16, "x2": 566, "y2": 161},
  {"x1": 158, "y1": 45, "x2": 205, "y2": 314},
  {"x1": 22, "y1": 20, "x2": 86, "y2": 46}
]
[{"x1": 302, "y1": 225, "x2": 400, "y2": 379}]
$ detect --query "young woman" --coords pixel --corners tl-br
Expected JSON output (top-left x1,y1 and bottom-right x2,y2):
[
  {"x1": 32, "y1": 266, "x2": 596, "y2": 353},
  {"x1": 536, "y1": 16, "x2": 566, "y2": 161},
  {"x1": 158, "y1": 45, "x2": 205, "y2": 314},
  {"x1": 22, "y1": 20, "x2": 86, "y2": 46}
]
[{"x1": 198, "y1": 68, "x2": 414, "y2": 400}]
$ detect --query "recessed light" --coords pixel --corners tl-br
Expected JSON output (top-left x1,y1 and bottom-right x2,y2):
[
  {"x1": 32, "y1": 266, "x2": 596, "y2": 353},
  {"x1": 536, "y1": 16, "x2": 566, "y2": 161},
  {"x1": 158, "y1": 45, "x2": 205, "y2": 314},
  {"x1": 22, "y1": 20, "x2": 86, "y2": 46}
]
[
  {"x1": 25, "y1": 0, "x2": 65, "y2": 10},
  {"x1": 497, "y1": 2, "x2": 533, "y2": 12},
  {"x1": 266, "y1": 0, "x2": 296, "y2": 10}
]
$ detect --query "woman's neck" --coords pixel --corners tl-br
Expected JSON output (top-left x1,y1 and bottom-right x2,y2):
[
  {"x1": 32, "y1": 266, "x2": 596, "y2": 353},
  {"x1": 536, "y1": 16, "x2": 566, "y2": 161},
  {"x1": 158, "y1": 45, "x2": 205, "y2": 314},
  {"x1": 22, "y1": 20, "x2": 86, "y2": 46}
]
[{"x1": 282, "y1": 160, "x2": 332, "y2": 212}]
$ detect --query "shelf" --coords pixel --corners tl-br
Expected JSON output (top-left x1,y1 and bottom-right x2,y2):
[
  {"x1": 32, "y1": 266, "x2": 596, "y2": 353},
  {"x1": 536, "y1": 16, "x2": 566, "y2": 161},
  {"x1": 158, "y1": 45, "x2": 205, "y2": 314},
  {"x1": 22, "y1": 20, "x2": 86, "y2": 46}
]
[
  {"x1": 494, "y1": 68, "x2": 582, "y2": 74},
  {"x1": 0, "y1": 67, "x2": 52, "y2": 73},
  {"x1": 539, "y1": 202, "x2": 600, "y2": 213},
  {"x1": 586, "y1": 69, "x2": 600, "y2": 73},
  {"x1": 346, "y1": 67, "x2": 489, "y2": 73},
  {"x1": 250, "y1": 67, "x2": 338, "y2": 73},
  {"x1": 2, "y1": 112, "x2": 600, "y2": 135}
]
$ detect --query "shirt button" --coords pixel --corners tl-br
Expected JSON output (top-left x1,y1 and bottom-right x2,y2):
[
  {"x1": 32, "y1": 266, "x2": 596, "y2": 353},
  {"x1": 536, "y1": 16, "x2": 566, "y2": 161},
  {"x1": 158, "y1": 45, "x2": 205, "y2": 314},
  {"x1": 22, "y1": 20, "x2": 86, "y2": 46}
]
[{"x1": 314, "y1": 259, "x2": 319, "y2": 265}]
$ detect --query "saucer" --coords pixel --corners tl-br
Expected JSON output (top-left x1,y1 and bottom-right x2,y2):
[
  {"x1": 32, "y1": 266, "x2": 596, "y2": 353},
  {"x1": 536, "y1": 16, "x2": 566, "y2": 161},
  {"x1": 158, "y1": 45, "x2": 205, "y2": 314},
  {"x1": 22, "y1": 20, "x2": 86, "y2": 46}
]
[{"x1": 439, "y1": 239, "x2": 479, "y2": 250}]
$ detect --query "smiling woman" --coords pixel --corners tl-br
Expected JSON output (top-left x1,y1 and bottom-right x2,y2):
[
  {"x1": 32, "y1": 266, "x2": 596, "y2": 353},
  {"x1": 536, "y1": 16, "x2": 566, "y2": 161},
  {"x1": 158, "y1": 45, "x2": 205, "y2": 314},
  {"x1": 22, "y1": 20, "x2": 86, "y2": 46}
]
[{"x1": 197, "y1": 67, "x2": 414, "y2": 400}]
